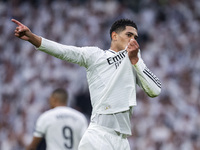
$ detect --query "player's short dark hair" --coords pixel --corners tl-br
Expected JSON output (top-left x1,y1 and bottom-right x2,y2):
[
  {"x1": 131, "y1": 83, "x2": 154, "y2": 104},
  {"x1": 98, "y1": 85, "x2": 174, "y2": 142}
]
[
  {"x1": 52, "y1": 88, "x2": 68, "y2": 104},
  {"x1": 110, "y1": 19, "x2": 138, "y2": 40}
]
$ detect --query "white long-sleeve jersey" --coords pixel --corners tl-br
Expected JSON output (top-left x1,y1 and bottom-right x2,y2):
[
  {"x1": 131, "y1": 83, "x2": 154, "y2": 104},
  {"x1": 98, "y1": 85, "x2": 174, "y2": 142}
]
[
  {"x1": 37, "y1": 38, "x2": 161, "y2": 134},
  {"x1": 37, "y1": 38, "x2": 161, "y2": 114}
]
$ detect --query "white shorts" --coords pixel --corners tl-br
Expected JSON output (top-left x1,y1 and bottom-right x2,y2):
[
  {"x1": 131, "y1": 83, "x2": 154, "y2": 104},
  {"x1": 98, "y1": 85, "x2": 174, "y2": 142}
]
[{"x1": 78, "y1": 123, "x2": 130, "y2": 150}]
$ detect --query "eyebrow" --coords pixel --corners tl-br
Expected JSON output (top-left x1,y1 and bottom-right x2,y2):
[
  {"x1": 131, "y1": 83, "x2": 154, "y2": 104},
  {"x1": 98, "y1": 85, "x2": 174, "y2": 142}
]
[
  {"x1": 126, "y1": 32, "x2": 138, "y2": 39},
  {"x1": 126, "y1": 32, "x2": 133, "y2": 35}
]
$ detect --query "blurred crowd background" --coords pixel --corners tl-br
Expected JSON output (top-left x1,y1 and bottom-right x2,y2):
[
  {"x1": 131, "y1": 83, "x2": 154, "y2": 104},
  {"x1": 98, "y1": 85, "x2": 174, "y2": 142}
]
[{"x1": 0, "y1": 0, "x2": 200, "y2": 149}]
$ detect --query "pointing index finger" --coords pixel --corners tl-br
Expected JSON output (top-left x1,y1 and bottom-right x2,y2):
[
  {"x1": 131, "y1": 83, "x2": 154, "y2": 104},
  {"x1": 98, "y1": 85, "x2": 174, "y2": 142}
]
[{"x1": 11, "y1": 19, "x2": 23, "y2": 26}]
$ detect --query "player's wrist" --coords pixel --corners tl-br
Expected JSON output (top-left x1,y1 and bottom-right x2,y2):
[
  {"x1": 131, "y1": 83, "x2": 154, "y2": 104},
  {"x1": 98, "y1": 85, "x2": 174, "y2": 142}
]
[
  {"x1": 28, "y1": 34, "x2": 42, "y2": 48},
  {"x1": 130, "y1": 57, "x2": 139, "y2": 65}
]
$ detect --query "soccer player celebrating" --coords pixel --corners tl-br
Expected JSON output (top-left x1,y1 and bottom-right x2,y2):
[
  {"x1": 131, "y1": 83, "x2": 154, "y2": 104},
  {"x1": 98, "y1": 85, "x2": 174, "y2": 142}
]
[{"x1": 12, "y1": 18, "x2": 161, "y2": 150}]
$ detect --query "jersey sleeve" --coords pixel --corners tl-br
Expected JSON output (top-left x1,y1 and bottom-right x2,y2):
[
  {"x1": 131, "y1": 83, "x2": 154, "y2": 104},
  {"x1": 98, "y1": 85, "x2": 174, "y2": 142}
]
[
  {"x1": 33, "y1": 114, "x2": 46, "y2": 138},
  {"x1": 133, "y1": 50, "x2": 161, "y2": 97},
  {"x1": 36, "y1": 37, "x2": 95, "y2": 68}
]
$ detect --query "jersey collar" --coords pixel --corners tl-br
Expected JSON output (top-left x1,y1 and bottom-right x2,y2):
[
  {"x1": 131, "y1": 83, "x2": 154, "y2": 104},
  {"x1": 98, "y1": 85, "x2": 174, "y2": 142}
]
[{"x1": 107, "y1": 49, "x2": 117, "y2": 54}]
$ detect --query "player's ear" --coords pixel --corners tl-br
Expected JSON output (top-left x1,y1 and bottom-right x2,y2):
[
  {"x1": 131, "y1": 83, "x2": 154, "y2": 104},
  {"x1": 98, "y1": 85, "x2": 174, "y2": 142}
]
[
  {"x1": 49, "y1": 95, "x2": 56, "y2": 108},
  {"x1": 111, "y1": 31, "x2": 117, "y2": 41}
]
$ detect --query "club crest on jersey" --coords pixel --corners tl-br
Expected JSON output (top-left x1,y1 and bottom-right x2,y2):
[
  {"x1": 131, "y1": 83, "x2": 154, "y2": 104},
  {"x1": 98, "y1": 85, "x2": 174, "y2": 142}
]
[{"x1": 107, "y1": 50, "x2": 127, "y2": 69}]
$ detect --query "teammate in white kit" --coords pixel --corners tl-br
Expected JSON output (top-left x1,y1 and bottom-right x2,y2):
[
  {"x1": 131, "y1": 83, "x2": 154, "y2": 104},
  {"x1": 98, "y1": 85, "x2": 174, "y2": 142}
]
[
  {"x1": 12, "y1": 18, "x2": 161, "y2": 150},
  {"x1": 26, "y1": 88, "x2": 88, "y2": 150}
]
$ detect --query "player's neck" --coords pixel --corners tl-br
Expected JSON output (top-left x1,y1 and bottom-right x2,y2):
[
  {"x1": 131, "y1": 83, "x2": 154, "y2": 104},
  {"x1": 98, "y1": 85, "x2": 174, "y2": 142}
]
[
  {"x1": 110, "y1": 43, "x2": 120, "y2": 52},
  {"x1": 54, "y1": 104, "x2": 67, "y2": 108}
]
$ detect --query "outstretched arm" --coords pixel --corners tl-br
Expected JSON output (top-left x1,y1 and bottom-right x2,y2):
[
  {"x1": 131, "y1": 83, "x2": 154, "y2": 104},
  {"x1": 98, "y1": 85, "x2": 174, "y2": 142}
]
[
  {"x1": 12, "y1": 19, "x2": 90, "y2": 67},
  {"x1": 11, "y1": 19, "x2": 41, "y2": 47}
]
